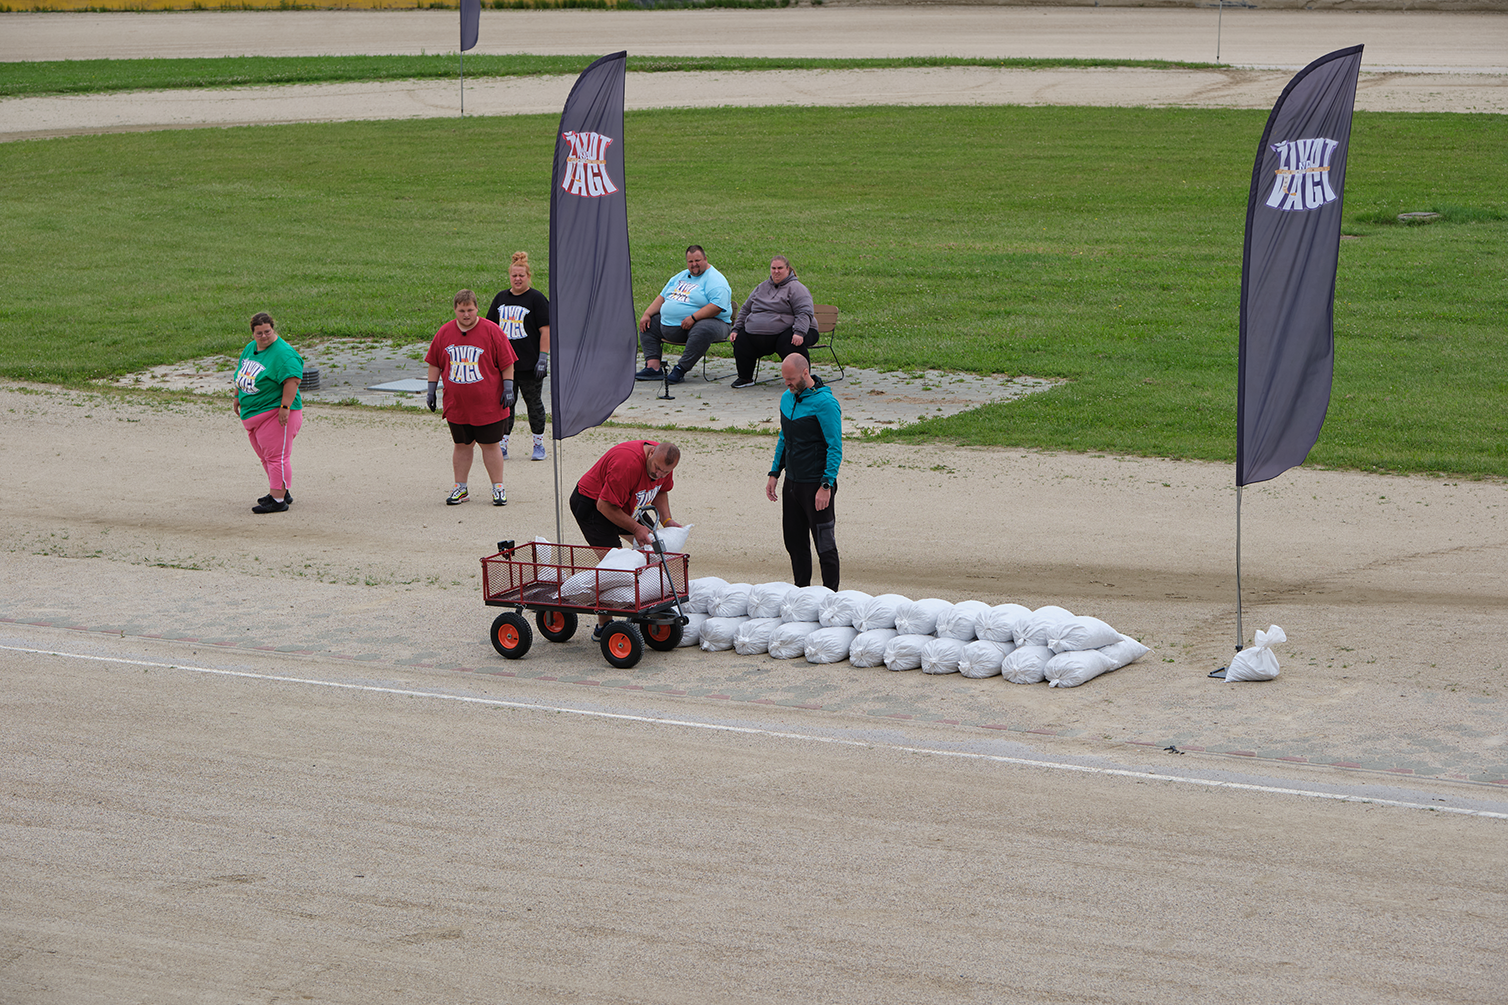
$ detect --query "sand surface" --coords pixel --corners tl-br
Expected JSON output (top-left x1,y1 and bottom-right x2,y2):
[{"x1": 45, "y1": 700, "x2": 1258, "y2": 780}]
[{"x1": 4, "y1": 9, "x2": 1508, "y2": 1003}]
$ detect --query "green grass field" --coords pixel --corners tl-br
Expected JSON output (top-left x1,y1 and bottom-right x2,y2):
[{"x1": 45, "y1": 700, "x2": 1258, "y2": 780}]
[{"x1": 1, "y1": 102, "x2": 1504, "y2": 476}]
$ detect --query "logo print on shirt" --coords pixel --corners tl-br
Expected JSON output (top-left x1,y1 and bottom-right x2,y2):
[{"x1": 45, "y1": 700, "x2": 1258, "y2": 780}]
[
  {"x1": 446, "y1": 344, "x2": 485, "y2": 384},
  {"x1": 1265, "y1": 137, "x2": 1341, "y2": 212},
  {"x1": 666, "y1": 280, "x2": 698, "y2": 305},
  {"x1": 559, "y1": 131, "x2": 619, "y2": 198},
  {"x1": 235, "y1": 358, "x2": 267, "y2": 394},
  {"x1": 497, "y1": 304, "x2": 531, "y2": 340}
]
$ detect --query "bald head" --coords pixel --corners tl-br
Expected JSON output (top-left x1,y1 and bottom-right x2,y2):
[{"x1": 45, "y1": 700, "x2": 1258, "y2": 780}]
[
  {"x1": 780, "y1": 353, "x2": 813, "y2": 394},
  {"x1": 646, "y1": 441, "x2": 680, "y2": 480}
]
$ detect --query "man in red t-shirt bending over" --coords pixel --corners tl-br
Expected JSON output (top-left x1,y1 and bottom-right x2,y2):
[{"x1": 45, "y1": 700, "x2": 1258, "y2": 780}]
[{"x1": 571, "y1": 439, "x2": 684, "y2": 639}]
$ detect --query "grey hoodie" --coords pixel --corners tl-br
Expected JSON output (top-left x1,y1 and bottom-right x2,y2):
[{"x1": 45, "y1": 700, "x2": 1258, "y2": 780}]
[{"x1": 734, "y1": 270, "x2": 815, "y2": 338}]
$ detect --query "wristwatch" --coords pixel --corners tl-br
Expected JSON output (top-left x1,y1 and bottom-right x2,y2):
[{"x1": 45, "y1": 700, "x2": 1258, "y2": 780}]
[{"x1": 820, "y1": 479, "x2": 834, "y2": 489}]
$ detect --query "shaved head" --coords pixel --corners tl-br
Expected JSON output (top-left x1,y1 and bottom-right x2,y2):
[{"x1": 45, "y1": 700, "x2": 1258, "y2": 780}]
[{"x1": 780, "y1": 353, "x2": 813, "y2": 394}]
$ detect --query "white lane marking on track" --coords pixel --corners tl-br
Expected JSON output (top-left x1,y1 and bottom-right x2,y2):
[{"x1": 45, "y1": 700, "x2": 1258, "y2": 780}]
[{"x1": 7, "y1": 643, "x2": 1506, "y2": 821}]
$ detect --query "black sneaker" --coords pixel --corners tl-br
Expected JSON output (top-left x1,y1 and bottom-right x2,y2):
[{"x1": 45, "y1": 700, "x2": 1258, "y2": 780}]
[
  {"x1": 731, "y1": 377, "x2": 756, "y2": 389},
  {"x1": 252, "y1": 497, "x2": 289, "y2": 514},
  {"x1": 257, "y1": 491, "x2": 292, "y2": 508},
  {"x1": 665, "y1": 366, "x2": 685, "y2": 385},
  {"x1": 592, "y1": 623, "x2": 606, "y2": 642},
  {"x1": 635, "y1": 366, "x2": 663, "y2": 381}
]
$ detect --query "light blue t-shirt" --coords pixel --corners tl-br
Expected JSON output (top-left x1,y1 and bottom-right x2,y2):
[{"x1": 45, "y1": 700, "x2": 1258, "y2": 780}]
[{"x1": 658, "y1": 266, "x2": 733, "y2": 326}]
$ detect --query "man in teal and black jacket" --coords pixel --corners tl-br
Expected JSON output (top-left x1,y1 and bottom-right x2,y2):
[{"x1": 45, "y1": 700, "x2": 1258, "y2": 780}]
[{"x1": 766, "y1": 353, "x2": 843, "y2": 590}]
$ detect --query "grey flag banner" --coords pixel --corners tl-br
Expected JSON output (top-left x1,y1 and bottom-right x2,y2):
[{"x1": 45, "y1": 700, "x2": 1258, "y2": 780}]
[
  {"x1": 548, "y1": 51, "x2": 635, "y2": 440},
  {"x1": 1237, "y1": 45, "x2": 1363, "y2": 486},
  {"x1": 460, "y1": 0, "x2": 480, "y2": 52}
]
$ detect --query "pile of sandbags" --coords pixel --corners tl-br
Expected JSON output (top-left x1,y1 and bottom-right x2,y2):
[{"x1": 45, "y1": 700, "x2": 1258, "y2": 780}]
[{"x1": 684, "y1": 579, "x2": 1151, "y2": 688}]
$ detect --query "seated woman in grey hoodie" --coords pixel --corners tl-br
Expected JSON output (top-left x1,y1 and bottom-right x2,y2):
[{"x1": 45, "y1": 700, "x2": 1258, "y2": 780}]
[{"x1": 729, "y1": 255, "x2": 815, "y2": 388}]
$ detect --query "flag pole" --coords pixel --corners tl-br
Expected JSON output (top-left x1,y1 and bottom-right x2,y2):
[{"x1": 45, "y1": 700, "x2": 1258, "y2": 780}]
[
  {"x1": 1234, "y1": 484, "x2": 1243, "y2": 652},
  {"x1": 459, "y1": 50, "x2": 465, "y2": 117},
  {"x1": 553, "y1": 440, "x2": 564, "y2": 546}
]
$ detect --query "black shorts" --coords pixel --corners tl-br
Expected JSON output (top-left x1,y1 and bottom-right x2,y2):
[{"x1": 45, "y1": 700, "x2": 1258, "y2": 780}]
[
  {"x1": 570, "y1": 487, "x2": 627, "y2": 549},
  {"x1": 448, "y1": 420, "x2": 505, "y2": 445}
]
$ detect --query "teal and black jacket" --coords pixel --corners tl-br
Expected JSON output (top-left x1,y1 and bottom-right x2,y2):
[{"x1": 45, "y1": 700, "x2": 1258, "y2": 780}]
[{"x1": 769, "y1": 376, "x2": 843, "y2": 485}]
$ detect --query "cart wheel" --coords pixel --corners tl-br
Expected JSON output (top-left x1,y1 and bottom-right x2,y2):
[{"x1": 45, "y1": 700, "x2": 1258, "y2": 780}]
[
  {"x1": 535, "y1": 609, "x2": 578, "y2": 643},
  {"x1": 642, "y1": 620, "x2": 683, "y2": 652},
  {"x1": 490, "y1": 612, "x2": 533, "y2": 659},
  {"x1": 599, "y1": 621, "x2": 644, "y2": 669}
]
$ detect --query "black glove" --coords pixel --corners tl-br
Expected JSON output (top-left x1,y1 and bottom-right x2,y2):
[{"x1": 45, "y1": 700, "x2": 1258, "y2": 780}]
[
  {"x1": 502, "y1": 379, "x2": 515, "y2": 409},
  {"x1": 535, "y1": 351, "x2": 549, "y2": 380},
  {"x1": 426, "y1": 380, "x2": 438, "y2": 412}
]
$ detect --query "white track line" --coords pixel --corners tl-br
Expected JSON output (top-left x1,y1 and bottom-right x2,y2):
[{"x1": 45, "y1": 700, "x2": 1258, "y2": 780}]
[{"x1": 7, "y1": 643, "x2": 1506, "y2": 821}]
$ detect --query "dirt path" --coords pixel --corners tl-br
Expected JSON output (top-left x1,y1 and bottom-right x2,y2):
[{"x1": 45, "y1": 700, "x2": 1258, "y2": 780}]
[
  {"x1": 3, "y1": 8, "x2": 1505, "y2": 140},
  {"x1": 4, "y1": 8, "x2": 1507, "y2": 67}
]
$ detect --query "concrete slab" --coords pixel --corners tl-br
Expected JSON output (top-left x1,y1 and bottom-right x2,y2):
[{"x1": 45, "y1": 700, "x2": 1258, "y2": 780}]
[{"x1": 100, "y1": 337, "x2": 1062, "y2": 435}]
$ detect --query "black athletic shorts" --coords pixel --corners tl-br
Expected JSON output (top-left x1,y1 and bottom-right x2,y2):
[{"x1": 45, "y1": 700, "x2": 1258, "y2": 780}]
[
  {"x1": 448, "y1": 419, "x2": 505, "y2": 445},
  {"x1": 570, "y1": 487, "x2": 627, "y2": 549}
]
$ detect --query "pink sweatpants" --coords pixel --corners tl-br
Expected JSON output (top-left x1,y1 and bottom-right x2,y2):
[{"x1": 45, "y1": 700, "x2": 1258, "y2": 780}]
[{"x1": 242, "y1": 408, "x2": 302, "y2": 495}]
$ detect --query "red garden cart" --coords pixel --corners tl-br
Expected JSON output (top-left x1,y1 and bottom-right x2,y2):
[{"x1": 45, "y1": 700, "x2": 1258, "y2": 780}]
[{"x1": 480, "y1": 538, "x2": 690, "y2": 669}]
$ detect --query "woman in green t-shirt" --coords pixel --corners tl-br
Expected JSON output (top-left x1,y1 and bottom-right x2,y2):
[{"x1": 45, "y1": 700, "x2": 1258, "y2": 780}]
[{"x1": 233, "y1": 311, "x2": 303, "y2": 514}]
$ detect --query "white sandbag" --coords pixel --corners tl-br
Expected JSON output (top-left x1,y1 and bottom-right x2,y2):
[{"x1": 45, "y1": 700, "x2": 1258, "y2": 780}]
[
  {"x1": 698, "y1": 616, "x2": 750, "y2": 652},
  {"x1": 920, "y1": 637, "x2": 968, "y2": 675},
  {"x1": 1016, "y1": 605, "x2": 1077, "y2": 648},
  {"x1": 849, "y1": 628, "x2": 898, "y2": 669},
  {"x1": 854, "y1": 594, "x2": 911, "y2": 632},
  {"x1": 1046, "y1": 635, "x2": 1150, "y2": 687},
  {"x1": 531, "y1": 536, "x2": 561, "y2": 582},
  {"x1": 733, "y1": 617, "x2": 785, "y2": 656},
  {"x1": 805, "y1": 626, "x2": 859, "y2": 664},
  {"x1": 748, "y1": 582, "x2": 798, "y2": 619},
  {"x1": 780, "y1": 585, "x2": 834, "y2": 623},
  {"x1": 685, "y1": 577, "x2": 727, "y2": 615},
  {"x1": 894, "y1": 598, "x2": 954, "y2": 637},
  {"x1": 599, "y1": 547, "x2": 648, "y2": 571},
  {"x1": 559, "y1": 546, "x2": 648, "y2": 602},
  {"x1": 768, "y1": 621, "x2": 822, "y2": 659},
  {"x1": 1048, "y1": 615, "x2": 1123, "y2": 653},
  {"x1": 936, "y1": 600, "x2": 990, "y2": 641},
  {"x1": 1102, "y1": 635, "x2": 1150, "y2": 666},
  {"x1": 975, "y1": 603, "x2": 1032, "y2": 643},
  {"x1": 601, "y1": 561, "x2": 679, "y2": 607},
  {"x1": 958, "y1": 639, "x2": 1015, "y2": 678},
  {"x1": 1044, "y1": 648, "x2": 1119, "y2": 688},
  {"x1": 883, "y1": 633, "x2": 933, "y2": 672},
  {"x1": 642, "y1": 523, "x2": 693, "y2": 554},
  {"x1": 678, "y1": 612, "x2": 709, "y2": 647},
  {"x1": 1000, "y1": 644, "x2": 1057, "y2": 685},
  {"x1": 709, "y1": 582, "x2": 754, "y2": 619},
  {"x1": 1225, "y1": 625, "x2": 1285, "y2": 682},
  {"x1": 819, "y1": 590, "x2": 872, "y2": 628}
]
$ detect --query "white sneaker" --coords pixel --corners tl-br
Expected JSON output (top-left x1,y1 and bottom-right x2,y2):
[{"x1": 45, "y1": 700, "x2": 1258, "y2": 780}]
[
  {"x1": 492, "y1": 485, "x2": 507, "y2": 507},
  {"x1": 531, "y1": 437, "x2": 546, "y2": 461}
]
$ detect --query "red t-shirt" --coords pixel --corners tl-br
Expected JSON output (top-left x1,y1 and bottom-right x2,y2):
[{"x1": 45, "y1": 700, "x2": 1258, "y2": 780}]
[
  {"x1": 425, "y1": 318, "x2": 518, "y2": 426},
  {"x1": 576, "y1": 440, "x2": 674, "y2": 514}
]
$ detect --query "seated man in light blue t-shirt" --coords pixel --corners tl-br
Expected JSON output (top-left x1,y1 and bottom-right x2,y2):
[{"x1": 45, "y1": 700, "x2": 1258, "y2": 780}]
[{"x1": 636, "y1": 244, "x2": 734, "y2": 385}]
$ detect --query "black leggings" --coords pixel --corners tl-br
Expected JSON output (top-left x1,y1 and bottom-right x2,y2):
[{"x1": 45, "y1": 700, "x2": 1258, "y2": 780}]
[
  {"x1": 782, "y1": 480, "x2": 838, "y2": 590},
  {"x1": 502, "y1": 373, "x2": 546, "y2": 436},
  {"x1": 734, "y1": 326, "x2": 809, "y2": 382}
]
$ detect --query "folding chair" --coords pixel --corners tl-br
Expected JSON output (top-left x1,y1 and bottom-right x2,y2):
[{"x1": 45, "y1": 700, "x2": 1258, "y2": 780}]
[{"x1": 749, "y1": 304, "x2": 845, "y2": 384}]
